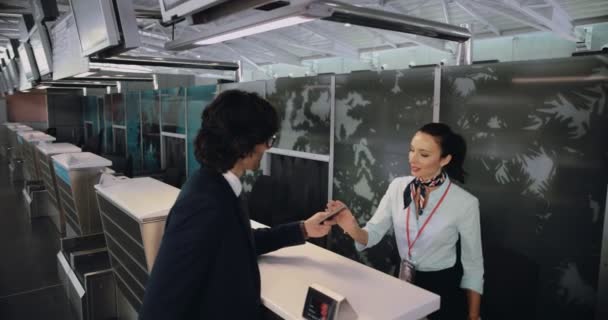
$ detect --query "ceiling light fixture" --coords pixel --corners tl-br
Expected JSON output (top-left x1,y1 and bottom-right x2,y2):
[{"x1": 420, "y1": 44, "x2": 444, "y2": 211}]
[
  {"x1": 195, "y1": 15, "x2": 316, "y2": 45},
  {"x1": 166, "y1": 0, "x2": 471, "y2": 51},
  {"x1": 73, "y1": 71, "x2": 97, "y2": 78}
]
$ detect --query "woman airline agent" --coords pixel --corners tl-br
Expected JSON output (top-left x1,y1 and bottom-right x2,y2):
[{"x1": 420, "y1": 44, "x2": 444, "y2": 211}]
[{"x1": 328, "y1": 123, "x2": 483, "y2": 320}]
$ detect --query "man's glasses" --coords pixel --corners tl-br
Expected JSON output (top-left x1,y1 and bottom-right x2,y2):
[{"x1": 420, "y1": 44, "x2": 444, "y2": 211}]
[{"x1": 267, "y1": 135, "x2": 277, "y2": 148}]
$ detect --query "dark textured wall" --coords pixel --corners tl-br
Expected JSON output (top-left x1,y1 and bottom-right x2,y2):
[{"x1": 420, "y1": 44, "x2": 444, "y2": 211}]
[
  {"x1": 440, "y1": 56, "x2": 607, "y2": 319},
  {"x1": 266, "y1": 76, "x2": 332, "y2": 155},
  {"x1": 328, "y1": 68, "x2": 435, "y2": 273}
]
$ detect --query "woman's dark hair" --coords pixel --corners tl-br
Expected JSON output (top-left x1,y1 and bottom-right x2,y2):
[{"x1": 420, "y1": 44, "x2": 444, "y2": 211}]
[
  {"x1": 194, "y1": 90, "x2": 278, "y2": 173},
  {"x1": 418, "y1": 123, "x2": 467, "y2": 183}
]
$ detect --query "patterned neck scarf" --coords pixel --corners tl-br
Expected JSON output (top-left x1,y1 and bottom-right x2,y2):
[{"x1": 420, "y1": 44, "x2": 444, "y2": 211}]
[{"x1": 403, "y1": 171, "x2": 447, "y2": 216}]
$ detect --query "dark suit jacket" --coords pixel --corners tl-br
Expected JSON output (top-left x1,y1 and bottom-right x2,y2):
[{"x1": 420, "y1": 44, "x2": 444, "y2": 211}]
[{"x1": 139, "y1": 167, "x2": 306, "y2": 320}]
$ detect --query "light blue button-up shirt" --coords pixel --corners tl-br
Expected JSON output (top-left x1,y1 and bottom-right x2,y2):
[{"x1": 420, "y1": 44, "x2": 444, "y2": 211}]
[{"x1": 355, "y1": 176, "x2": 484, "y2": 294}]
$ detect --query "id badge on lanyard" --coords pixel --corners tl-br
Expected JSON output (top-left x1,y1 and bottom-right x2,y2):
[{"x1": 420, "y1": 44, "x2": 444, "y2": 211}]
[
  {"x1": 399, "y1": 182, "x2": 452, "y2": 283},
  {"x1": 399, "y1": 259, "x2": 416, "y2": 283}
]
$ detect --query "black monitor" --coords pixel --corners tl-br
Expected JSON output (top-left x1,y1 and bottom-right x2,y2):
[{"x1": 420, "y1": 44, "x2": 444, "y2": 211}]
[{"x1": 29, "y1": 23, "x2": 53, "y2": 77}]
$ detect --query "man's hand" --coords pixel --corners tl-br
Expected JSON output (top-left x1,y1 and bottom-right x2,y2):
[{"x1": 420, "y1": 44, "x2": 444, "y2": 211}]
[{"x1": 303, "y1": 211, "x2": 337, "y2": 238}]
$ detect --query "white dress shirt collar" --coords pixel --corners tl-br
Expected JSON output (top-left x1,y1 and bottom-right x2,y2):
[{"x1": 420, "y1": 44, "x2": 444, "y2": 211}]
[{"x1": 223, "y1": 170, "x2": 242, "y2": 197}]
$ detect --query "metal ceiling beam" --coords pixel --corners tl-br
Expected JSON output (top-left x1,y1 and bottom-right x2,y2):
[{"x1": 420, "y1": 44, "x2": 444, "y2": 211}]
[
  {"x1": 357, "y1": 26, "x2": 399, "y2": 49},
  {"x1": 440, "y1": 0, "x2": 451, "y2": 24},
  {"x1": 471, "y1": 0, "x2": 550, "y2": 32},
  {"x1": 503, "y1": 0, "x2": 576, "y2": 41},
  {"x1": 256, "y1": 31, "x2": 342, "y2": 57},
  {"x1": 299, "y1": 23, "x2": 361, "y2": 59},
  {"x1": 229, "y1": 40, "x2": 296, "y2": 65},
  {"x1": 220, "y1": 43, "x2": 272, "y2": 77},
  {"x1": 241, "y1": 37, "x2": 303, "y2": 66},
  {"x1": 455, "y1": 0, "x2": 501, "y2": 35}
]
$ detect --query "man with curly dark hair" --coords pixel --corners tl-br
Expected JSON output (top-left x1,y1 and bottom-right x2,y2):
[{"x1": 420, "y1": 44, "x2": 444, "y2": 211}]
[{"x1": 140, "y1": 90, "x2": 334, "y2": 320}]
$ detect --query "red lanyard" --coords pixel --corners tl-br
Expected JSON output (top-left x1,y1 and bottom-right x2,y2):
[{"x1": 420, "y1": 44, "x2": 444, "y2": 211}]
[{"x1": 406, "y1": 181, "x2": 452, "y2": 259}]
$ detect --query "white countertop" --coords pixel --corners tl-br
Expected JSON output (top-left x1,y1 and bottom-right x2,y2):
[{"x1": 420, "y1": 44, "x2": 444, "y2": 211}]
[
  {"x1": 37, "y1": 143, "x2": 82, "y2": 156},
  {"x1": 94, "y1": 177, "x2": 180, "y2": 223},
  {"x1": 8, "y1": 125, "x2": 33, "y2": 132},
  {"x1": 52, "y1": 152, "x2": 112, "y2": 170},
  {"x1": 17, "y1": 131, "x2": 56, "y2": 143},
  {"x1": 252, "y1": 221, "x2": 440, "y2": 320}
]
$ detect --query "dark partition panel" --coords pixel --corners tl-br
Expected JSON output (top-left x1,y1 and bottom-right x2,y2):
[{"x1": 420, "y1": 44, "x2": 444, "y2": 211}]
[
  {"x1": 140, "y1": 90, "x2": 161, "y2": 172},
  {"x1": 46, "y1": 92, "x2": 84, "y2": 144},
  {"x1": 440, "y1": 56, "x2": 608, "y2": 319},
  {"x1": 83, "y1": 96, "x2": 100, "y2": 142},
  {"x1": 125, "y1": 91, "x2": 142, "y2": 172},
  {"x1": 160, "y1": 87, "x2": 186, "y2": 134},
  {"x1": 329, "y1": 69, "x2": 435, "y2": 273},
  {"x1": 112, "y1": 93, "x2": 125, "y2": 126},
  {"x1": 103, "y1": 94, "x2": 112, "y2": 153},
  {"x1": 265, "y1": 76, "x2": 332, "y2": 155}
]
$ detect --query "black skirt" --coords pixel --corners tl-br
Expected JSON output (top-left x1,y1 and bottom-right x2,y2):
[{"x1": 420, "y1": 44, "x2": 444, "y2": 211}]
[{"x1": 414, "y1": 263, "x2": 467, "y2": 320}]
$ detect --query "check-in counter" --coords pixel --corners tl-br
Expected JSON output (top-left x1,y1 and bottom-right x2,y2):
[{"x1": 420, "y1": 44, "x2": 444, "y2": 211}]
[
  {"x1": 7, "y1": 124, "x2": 33, "y2": 160},
  {"x1": 7, "y1": 124, "x2": 33, "y2": 181},
  {"x1": 52, "y1": 152, "x2": 112, "y2": 236},
  {"x1": 17, "y1": 131, "x2": 56, "y2": 181},
  {"x1": 252, "y1": 221, "x2": 440, "y2": 320},
  {"x1": 1, "y1": 122, "x2": 20, "y2": 158},
  {"x1": 36, "y1": 143, "x2": 82, "y2": 236},
  {"x1": 89, "y1": 177, "x2": 438, "y2": 320},
  {"x1": 94, "y1": 176, "x2": 180, "y2": 313}
]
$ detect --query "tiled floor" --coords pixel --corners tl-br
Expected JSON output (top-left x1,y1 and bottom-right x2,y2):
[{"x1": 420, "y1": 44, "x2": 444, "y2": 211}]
[{"x1": 0, "y1": 156, "x2": 76, "y2": 320}]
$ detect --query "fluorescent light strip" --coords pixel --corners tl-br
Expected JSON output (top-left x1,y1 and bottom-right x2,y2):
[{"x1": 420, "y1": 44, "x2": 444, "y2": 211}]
[
  {"x1": 73, "y1": 72, "x2": 97, "y2": 78},
  {"x1": 195, "y1": 16, "x2": 316, "y2": 46}
]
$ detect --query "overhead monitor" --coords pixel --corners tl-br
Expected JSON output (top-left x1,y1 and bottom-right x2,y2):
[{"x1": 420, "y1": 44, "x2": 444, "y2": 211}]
[
  {"x1": 69, "y1": 0, "x2": 140, "y2": 57},
  {"x1": 5, "y1": 39, "x2": 20, "y2": 59},
  {"x1": 18, "y1": 14, "x2": 35, "y2": 42},
  {"x1": 1, "y1": 67, "x2": 14, "y2": 93},
  {"x1": 50, "y1": 13, "x2": 90, "y2": 80},
  {"x1": 29, "y1": 23, "x2": 53, "y2": 77},
  {"x1": 18, "y1": 42, "x2": 40, "y2": 82},
  {"x1": 159, "y1": 0, "x2": 228, "y2": 23},
  {"x1": 6, "y1": 60, "x2": 19, "y2": 89},
  {"x1": 69, "y1": 0, "x2": 119, "y2": 56},
  {"x1": 0, "y1": 71, "x2": 7, "y2": 94}
]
